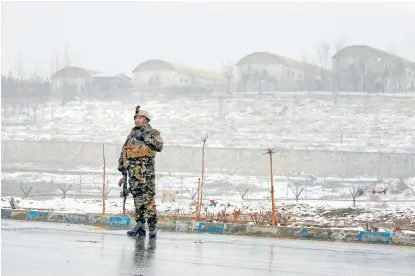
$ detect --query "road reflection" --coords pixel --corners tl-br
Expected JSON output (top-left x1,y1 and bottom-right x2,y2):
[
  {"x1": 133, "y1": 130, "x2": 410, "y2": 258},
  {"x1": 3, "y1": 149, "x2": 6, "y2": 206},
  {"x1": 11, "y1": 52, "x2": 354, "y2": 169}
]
[{"x1": 132, "y1": 237, "x2": 157, "y2": 275}]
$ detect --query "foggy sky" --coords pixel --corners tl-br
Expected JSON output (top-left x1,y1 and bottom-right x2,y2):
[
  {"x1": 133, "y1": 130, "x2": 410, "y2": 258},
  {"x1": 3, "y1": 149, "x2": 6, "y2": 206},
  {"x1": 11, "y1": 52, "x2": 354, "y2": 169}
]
[{"x1": 2, "y1": 1, "x2": 415, "y2": 78}]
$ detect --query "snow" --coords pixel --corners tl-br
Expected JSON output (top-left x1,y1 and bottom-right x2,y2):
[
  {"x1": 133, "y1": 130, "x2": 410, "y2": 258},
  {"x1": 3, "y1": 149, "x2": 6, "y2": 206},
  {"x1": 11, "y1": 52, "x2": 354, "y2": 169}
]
[
  {"x1": 3, "y1": 170, "x2": 415, "y2": 204},
  {"x1": 2, "y1": 196, "x2": 414, "y2": 230},
  {"x1": 2, "y1": 170, "x2": 414, "y2": 229},
  {"x1": 2, "y1": 91, "x2": 414, "y2": 228},
  {"x1": 2, "y1": 93, "x2": 415, "y2": 152}
]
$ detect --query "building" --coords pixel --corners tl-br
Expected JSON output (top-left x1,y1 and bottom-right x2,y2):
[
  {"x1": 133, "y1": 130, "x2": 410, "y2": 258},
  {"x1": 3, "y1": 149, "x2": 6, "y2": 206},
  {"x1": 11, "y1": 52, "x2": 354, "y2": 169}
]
[
  {"x1": 235, "y1": 52, "x2": 332, "y2": 92},
  {"x1": 89, "y1": 73, "x2": 132, "y2": 92},
  {"x1": 132, "y1": 59, "x2": 226, "y2": 92},
  {"x1": 50, "y1": 66, "x2": 96, "y2": 95},
  {"x1": 332, "y1": 45, "x2": 415, "y2": 93}
]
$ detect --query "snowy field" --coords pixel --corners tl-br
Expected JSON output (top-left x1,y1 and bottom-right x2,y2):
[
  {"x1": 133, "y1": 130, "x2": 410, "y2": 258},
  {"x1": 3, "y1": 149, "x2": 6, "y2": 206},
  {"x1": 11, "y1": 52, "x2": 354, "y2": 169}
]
[
  {"x1": 2, "y1": 92, "x2": 415, "y2": 152},
  {"x1": 2, "y1": 91, "x2": 414, "y2": 229},
  {"x1": 2, "y1": 170, "x2": 415, "y2": 229}
]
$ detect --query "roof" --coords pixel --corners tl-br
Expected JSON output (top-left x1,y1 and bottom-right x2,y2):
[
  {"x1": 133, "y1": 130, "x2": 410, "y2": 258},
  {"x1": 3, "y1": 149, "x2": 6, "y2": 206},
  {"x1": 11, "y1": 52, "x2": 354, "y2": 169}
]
[
  {"x1": 236, "y1": 52, "x2": 332, "y2": 77},
  {"x1": 51, "y1": 66, "x2": 97, "y2": 79},
  {"x1": 132, "y1": 59, "x2": 226, "y2": 82},
  {"x1": 90, "y1": 73, "x2": 132, "y2": 80},
  {"x1": 333, "y1": 45, "x2": 415, "y2": 68}
]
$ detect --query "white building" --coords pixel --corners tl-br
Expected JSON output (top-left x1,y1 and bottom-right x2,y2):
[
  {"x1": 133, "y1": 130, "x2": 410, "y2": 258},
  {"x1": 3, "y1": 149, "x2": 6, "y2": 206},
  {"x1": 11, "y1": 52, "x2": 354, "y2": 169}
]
[
  {"x1": 235, "y1": 52, "x2": 331, "y2": 92},
  {"x1": 332, "y1": 45, "x2": 415, "y2": 93},
  {"x1": 50, "y1": 66, "x2": 96, "y2": 95},
  {"x1": 132, "y1": 59, "x2": 226, "y2": 92}
]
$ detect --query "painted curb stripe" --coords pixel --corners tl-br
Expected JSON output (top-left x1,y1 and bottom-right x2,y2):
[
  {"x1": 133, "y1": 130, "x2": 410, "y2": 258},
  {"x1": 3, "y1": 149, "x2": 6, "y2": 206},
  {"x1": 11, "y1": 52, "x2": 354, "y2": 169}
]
[{"x1": 1, "y1": 208, "x2": 413, "y2": 246}]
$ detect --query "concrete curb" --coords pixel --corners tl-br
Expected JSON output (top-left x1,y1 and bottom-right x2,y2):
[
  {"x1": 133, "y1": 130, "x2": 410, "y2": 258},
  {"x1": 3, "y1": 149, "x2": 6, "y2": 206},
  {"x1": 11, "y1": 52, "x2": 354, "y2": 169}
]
[{"x1": 2, "y1": 208, "x2": 414, "y2": 246}]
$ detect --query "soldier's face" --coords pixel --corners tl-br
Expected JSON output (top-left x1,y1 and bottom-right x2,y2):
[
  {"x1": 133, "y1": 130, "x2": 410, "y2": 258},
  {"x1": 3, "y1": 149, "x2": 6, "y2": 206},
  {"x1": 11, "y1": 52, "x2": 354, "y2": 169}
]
[{"x1": 135, "y1": 115, "x2": 147, "y2": 127}]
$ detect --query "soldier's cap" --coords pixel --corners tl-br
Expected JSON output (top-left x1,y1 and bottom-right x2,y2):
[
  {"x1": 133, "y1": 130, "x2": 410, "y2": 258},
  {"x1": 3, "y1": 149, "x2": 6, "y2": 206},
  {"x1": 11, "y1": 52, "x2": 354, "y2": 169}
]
[{"x1": 134, "y1": 109, "x2": 151, "y2": 122}]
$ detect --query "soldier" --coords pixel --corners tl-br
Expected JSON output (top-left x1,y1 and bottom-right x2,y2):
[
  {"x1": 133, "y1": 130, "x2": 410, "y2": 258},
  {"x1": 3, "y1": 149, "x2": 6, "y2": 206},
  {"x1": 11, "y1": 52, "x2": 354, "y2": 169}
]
[{"x1": 118, "y1": 106, "x2": 163, "y2": 238}]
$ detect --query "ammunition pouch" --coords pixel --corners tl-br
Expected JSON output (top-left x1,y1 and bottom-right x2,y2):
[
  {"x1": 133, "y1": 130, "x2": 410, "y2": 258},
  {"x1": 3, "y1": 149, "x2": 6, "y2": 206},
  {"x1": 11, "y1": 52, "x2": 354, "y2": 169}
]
[{"x1": 125, "y1": 144, "x2": 154, "y2": 159}]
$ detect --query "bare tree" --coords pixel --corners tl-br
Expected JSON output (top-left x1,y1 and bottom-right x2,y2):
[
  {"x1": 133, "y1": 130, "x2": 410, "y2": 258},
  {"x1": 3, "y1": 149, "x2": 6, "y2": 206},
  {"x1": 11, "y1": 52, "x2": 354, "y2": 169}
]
[
  {"x1": 28, "y1": 103, "x2": 40, "y2": 122},
  {"x1": 55, "y1": 52, "x2": 61, "y2": 73},
  {"x1": 349, "y1": 186, "x2": 365, "y2": 207},
  {"x1": 315, "y1": 41, "x2": 330, "y2": 84},
  {"x1": 236, "y1": 186, "x2": 249, "y2": 200},
  {"x1": 78, "y1": 175, "x2": 86, "y2": 198},
  {"x1": 333, "y1": 36, "x2": 347, "y2": 53},
  {"x1": 300, "y1": 54, "x2": 310, "y2": 91},
  {"x1": 223, "y1": 61, "x2": 235, "y2": 93},
  {"x1": 64, "y1": 44, "x2": 72, "y2": 67},
  {"x1": 17, "y1": 52, "x2": 23, "y2": 80},
  {"x1": 187, "y1": 188, "x2": 198, "y2": 201},
  {"x1": 97, "y1": 176, "x2": 113, "y2": 200},
  {"x1": 50, "y1": 51, "x2": 62, "y2": 75},
  {"x1": 289, "y1": 181, "x2": 304, "y2": 203},
  {"x1": 240, "y1": 72, "x2": 249, "y2": 92},
  {"x1": 20, "y1": 180, "x2": 32, "y2": 199},
  {"x1": 57, "y1": 183, "x2": 72, "y2": 199},
  {"x1": 222, "y1": 170, "x2": 235, "y2": 200},
  {"x1": 316, "y1": 40, "x2": 330, "y2": 68}
]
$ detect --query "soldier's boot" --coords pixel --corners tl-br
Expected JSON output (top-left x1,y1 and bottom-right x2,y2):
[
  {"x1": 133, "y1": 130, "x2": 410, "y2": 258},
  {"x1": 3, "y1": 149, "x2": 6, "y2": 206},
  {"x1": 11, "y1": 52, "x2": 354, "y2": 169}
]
[
  {"x1": 127, "y1": 220, "x2": 146, "y2": 237},
  {"x1": 148, "y1": 217, "x2": 158, "y2": 239}
]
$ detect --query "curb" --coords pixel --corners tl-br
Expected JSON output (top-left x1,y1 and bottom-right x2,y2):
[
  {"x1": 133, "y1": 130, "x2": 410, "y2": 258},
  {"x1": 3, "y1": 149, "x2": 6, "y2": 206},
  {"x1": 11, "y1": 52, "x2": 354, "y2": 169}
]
[{"x1": 2, "y1": 208, "x2": 414, "y2": 246}]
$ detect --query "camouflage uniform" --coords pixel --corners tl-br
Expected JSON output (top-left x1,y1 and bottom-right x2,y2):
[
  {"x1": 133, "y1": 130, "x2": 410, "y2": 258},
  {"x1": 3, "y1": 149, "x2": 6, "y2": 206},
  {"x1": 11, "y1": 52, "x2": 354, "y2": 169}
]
[{"x1": 118, "y1": 111, "x2": 163, "y2": 237}]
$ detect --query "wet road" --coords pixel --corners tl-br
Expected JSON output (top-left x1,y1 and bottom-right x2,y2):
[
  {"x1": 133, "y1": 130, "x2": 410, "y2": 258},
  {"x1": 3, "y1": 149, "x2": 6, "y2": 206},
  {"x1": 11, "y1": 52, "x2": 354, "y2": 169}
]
[{"x1": 2, "y1": 220, "x2": 414, "y2": 276}]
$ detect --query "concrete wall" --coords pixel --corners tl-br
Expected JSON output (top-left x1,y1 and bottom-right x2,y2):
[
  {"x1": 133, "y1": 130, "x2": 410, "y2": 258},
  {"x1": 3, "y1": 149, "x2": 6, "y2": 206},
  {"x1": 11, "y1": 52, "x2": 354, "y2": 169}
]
[{"x1": 2, "y1": 140, "x2": 414, "y2": 177}]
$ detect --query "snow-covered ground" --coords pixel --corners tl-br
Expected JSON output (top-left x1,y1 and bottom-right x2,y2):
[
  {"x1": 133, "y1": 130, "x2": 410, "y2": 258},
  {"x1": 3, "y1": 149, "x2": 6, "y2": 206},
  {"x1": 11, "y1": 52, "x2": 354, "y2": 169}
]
[
  {"x1": 2, "y1": 91, "x2": 414, "y2": 229},
  {"x1": 2, "y1": 93, "x2": 415, "y2": 152},
  {"x1": 3, "y1": 170, "x2": 415, "y2": 203},
  {"x1": 2, "y1": 170, "x2": 415, "y2": 229},
  {"x1": 2, "y1": 196, "x2": 414, "y2": 231}
]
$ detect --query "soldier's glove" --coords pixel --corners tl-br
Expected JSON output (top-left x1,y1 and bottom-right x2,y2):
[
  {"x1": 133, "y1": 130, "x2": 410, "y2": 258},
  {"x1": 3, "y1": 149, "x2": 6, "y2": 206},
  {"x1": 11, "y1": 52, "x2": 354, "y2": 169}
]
[{"x1": 118, "y1": 163, "x2": 125, "y2": 173}]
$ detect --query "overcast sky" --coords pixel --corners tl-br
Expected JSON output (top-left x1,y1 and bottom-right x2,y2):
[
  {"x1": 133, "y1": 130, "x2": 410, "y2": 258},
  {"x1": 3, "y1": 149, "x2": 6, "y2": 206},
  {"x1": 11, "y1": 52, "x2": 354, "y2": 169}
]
[{"x1": 2, "y1": 1, "x2": 415, "y2": 78}]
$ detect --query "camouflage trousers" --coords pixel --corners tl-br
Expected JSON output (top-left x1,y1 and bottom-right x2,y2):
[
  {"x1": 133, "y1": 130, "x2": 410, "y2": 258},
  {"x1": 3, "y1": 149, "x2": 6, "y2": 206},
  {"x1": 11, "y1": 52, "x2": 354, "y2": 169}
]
[{"x1": 127, "y1": 164, "x2": 157, "y2": 224}]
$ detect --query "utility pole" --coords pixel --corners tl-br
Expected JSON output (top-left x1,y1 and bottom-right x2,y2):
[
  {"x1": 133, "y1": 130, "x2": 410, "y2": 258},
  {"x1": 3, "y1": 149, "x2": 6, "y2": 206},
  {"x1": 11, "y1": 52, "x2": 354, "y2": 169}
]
[
  {"x1": 102, "y1": 143, "x2": 106, "y2": 215},
  {"x1": 197, "y1": 131, "x2": 209, "y2": 220},
  {"x1": 265, "y1": 148, "x2": 277, "y2": 226}
]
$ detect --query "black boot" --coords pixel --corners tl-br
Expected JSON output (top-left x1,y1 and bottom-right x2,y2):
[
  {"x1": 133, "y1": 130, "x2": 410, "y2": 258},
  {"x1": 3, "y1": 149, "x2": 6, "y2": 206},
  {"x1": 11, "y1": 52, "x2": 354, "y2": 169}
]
[
  {"x1": 148, "y1": 218, "x2": 157, "y2": 238},
  {"x1": 127, "y1": 220, "x2": 146, "y2": 237}
]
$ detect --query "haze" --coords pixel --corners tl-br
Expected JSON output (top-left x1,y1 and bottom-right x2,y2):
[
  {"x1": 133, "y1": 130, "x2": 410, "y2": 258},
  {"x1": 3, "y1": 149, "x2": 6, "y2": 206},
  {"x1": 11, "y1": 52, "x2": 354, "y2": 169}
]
[{"x1": 2, "y1": 1, "x2": 415, "y2": 78}]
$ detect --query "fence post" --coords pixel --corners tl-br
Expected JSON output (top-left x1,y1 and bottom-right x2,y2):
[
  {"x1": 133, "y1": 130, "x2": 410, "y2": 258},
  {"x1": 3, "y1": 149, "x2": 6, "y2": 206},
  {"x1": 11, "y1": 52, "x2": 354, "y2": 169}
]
[{"x1": 102, "y1": 143, "x2": 106, "y2": 215}]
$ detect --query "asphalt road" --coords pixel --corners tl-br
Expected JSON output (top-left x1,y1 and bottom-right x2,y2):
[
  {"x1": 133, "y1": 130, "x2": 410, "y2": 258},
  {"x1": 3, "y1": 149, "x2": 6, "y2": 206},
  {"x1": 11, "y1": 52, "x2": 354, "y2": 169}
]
[{"x1": 2, "y1": 220, "x2": 414, "y2": 276}]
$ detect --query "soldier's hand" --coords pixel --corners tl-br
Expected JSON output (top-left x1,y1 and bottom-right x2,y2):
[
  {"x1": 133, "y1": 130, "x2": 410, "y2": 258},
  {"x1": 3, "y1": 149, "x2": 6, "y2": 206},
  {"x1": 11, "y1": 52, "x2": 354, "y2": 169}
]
[{"x1": 118, "y1": 176, "x2": 126, "y2": 187}]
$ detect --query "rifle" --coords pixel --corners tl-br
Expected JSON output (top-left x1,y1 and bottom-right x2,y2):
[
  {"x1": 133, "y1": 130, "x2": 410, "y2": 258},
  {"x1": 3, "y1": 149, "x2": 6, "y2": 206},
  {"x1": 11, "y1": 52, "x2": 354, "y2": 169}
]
[
  {"x1": 120, "y1": 105, "x2": 140, "y2": 215},
  {"x1": 120, "y1": 146, "x2": 129, "y2": 215}
]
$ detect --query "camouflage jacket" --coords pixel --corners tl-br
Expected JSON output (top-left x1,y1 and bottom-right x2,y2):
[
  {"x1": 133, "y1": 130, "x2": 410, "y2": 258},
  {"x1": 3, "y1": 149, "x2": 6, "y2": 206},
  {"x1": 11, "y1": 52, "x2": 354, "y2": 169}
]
[{"x1": 118, "y1": 123, "x2": 163, "y2": 169}]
